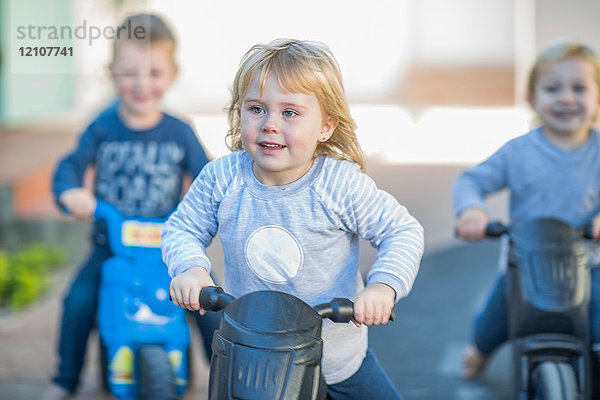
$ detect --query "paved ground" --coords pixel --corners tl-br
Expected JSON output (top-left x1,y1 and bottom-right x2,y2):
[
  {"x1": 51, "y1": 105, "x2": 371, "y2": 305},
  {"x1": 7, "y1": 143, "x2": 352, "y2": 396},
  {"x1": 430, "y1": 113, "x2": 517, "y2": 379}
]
[
  {"x1": 371, "y1": 240, "x2": 512, "y2": 399},
  {"x1": 0, "y1": 160, "x2": 513, "y2": 399},
  {"x1": 0, "y1": 239, "x2": 513, "y2": 400}
]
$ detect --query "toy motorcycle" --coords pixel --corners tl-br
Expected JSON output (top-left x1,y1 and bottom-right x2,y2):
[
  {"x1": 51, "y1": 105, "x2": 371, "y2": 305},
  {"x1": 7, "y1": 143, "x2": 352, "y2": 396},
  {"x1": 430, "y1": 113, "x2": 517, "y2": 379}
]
[
  {"x1": 486, "y1": 218, "x2": 594, "y2": 399},
  {"x1": 95, "y1": 200, "x2": 190, "y2": 400},
  {"x1": 198, "y1": 286, "x2": 355, "y2": 400}
]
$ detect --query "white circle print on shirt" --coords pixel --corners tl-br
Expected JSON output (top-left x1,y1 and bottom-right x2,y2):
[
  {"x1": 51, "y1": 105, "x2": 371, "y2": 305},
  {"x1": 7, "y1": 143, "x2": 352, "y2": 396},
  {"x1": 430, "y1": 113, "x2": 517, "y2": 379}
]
[{"x1": 244, "y1": 225, "x2": 304, "y2": 283}]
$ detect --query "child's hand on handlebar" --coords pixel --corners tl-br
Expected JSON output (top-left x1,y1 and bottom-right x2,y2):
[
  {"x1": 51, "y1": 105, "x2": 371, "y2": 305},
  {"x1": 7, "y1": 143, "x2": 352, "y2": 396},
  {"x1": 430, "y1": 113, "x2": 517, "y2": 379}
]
[
  {"x1": 170, "y1": 266, "x2": 215, "y2": 315},
  {"x1": 591, "y1": 214, "x2": 600, "y2": 240},
  {"x1": 456, "y1": 208, "x2": 489, "y2": 240},
  {"x1": 59, "y1": 188, "x2": 96, "y2": 220},
  {"x1": 353, "y1": 283, "x2": 395, "y2": 326}
]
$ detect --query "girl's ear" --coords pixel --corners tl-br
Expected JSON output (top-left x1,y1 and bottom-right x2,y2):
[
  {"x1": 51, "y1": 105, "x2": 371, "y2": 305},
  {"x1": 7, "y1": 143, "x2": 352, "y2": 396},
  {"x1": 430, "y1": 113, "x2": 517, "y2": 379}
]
[{"x1": 318, "y1": 115, "x2": 338, "y2": 142}]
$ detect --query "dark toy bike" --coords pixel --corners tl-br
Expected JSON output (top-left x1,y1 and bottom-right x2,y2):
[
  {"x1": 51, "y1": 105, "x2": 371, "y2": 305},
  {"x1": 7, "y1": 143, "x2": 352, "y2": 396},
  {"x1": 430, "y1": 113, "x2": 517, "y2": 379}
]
[
  {"x1": 198, "y1": 286, "x2": 355, "y2": 400},
  {"x1": 485, "y1": 218, "x2": 595, "y2": 399}
]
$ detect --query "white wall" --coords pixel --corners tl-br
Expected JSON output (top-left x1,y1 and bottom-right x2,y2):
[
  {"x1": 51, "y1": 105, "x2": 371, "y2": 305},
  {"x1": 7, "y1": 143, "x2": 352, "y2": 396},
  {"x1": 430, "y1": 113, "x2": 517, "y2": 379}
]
[
  {"x1": 410, "y1": 0, "x2": 514, "y2": 65},
  {"x1": 156, "y1": 0, "x2": 516, "y2": 111},
  {"x1": 150, "y1": 0, "x2": 414, "y2": 110},
  {"x1": 72, "y1": 0, "x2": 517, "y2": 116},
  {"x1": 535, "y1": 0, "x2": 600, "y2": 54},
  {"x1": 512, "y1": 0, "x2": 600, "y2": 106}
]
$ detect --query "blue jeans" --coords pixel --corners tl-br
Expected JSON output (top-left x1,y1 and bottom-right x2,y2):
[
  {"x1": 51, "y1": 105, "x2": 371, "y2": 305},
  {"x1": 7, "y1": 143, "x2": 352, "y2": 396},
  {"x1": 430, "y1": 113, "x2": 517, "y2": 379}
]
[
  {"x1": 472, "y1": 268, "x2": 600, "y2": 355},
  {"x1": 52, "y1": 243, "x2": 221, "y2": 393},
  {"x1": 327, "y1": 349, "x2": 403, "y2": 400}
]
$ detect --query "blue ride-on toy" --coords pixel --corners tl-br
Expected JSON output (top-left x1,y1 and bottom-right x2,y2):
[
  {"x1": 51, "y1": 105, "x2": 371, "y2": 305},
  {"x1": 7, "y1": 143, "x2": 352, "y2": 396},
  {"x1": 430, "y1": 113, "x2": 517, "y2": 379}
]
[{"x1": 95, "y1": 199, "x2": 190, "y2": 400}]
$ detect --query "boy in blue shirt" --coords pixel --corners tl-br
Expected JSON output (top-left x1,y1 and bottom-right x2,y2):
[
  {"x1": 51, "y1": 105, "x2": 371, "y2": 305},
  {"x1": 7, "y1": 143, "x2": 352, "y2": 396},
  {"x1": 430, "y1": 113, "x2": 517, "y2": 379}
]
[{"x1": 43, "y1": 13, "x2": 219, "y2": 400}]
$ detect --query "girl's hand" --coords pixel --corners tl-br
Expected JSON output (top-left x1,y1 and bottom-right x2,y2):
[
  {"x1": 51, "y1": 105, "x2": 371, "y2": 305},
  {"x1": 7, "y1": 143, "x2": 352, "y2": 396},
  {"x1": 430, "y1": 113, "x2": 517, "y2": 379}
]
[
  {"x1": 169, "y1": 266, "x2": 215, "y2": 314},
  {"x1": 59, "y1": 188, "x2": 96, "y2": 220},
  {"x1": 456, "y1": 208, "x2": 489, "y2": 240},
  {"x1": 353, "y1": 283, "x2": 395, "y2": 326}
]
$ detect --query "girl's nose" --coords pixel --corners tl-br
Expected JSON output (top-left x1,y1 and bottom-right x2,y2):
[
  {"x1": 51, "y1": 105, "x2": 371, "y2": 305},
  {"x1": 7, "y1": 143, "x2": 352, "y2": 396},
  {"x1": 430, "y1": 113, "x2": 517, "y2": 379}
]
[{"x1": 261, "y1": 115, "x2": 279, "y2": 134}]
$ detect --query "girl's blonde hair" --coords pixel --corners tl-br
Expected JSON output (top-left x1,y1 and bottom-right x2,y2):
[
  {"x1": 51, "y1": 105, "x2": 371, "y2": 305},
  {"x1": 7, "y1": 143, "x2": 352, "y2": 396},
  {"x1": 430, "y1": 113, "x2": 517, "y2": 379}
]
[
  {"x1": 527, "y1": 40, "x2": 600, "y2": 100},
  {"x1": 225, "y1": 38, "x2": 366, "y2": 171}
]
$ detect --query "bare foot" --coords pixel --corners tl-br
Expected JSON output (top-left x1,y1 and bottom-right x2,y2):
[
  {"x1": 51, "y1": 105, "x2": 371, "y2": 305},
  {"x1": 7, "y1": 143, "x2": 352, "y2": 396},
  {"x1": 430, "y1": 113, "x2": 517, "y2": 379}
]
[
  {"x1": 462, "y1": 345, "x2": 489, "y2": 379},
  {"x1": 40, "y1": 384, "x2": 72, "y2": 400}
]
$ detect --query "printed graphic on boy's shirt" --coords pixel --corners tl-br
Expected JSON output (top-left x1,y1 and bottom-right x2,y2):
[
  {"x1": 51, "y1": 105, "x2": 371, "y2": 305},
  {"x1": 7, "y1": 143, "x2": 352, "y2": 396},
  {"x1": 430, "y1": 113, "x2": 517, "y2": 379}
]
[
  {"x1": 95, "y1": 140, "x2": 184, "y2": 215},
  {"x1": 244, "y1": 225, "x2": 304, "y2": 283}
]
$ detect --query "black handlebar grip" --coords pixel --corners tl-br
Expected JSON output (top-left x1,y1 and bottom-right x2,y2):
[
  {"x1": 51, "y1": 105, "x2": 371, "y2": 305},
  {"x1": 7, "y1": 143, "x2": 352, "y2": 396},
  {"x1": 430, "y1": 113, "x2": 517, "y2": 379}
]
[
  {"x1": 315, "y1": 298, "x2": 354, "y2": 322},
  {"x1": 199, "y1": 286, "x2": 235, "y2": 312},
  {"x1": 330, "y1": 298, "x2": 355, "y2": 323},
  {"x1": 315, "y1": 298, "x2": 395, "y2": 323},
  {"x1": 583, "y1": 224, "x2": 595, "y2": 240},
  {"x1": 485, "y1": 221, "x2": 509, "y2": 237}
]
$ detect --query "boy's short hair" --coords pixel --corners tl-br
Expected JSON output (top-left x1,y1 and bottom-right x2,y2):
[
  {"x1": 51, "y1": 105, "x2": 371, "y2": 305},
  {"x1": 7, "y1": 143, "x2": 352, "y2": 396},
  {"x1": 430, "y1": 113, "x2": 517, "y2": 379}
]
[
  {"x1": 112, "y1": 13, "x2": 176, "y2": 56},
  {"x1": 527, "y1": 41, "x2": 600, "y2": 99}
]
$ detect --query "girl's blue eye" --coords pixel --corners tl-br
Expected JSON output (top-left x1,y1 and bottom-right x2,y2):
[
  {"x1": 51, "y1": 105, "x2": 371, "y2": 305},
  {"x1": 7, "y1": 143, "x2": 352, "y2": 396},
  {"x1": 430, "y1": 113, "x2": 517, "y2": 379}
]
[
  {"x1": 283, "y1": 110, "x2": 297, "y2": 117},
  {"x1": 573, "y1": 85, "x2": 587, "y2": 93},
  {"x1": 250, "y1": 106, "x2": 264, "y2": 114}
]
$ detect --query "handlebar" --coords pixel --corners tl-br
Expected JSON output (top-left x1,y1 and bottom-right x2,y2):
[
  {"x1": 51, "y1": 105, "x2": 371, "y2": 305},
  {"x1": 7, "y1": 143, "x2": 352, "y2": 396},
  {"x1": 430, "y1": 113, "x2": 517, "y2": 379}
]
[
  {"x1": 313, "y1": 298, "x2": 355, "y2": 323},
  {"x1": 485, "y1": 221, "x2": 509, "y2": 237},
  {"x1": 197, "y1": 286, "x2": 394, "y2": 323},
  {"x1": 483, "y1": 221, "x2": 595, "y2": 239},
  {"x1": 314, "y1": 298, "x2": 395, "y2": 322},
  {"x1": 453, "y1": 221, "x2": 510, "y2": 239},
  {"x1": 583, "y1": 224, "x2": 595, "y2": 240},
  {"x1": 199, "y1": 286, "x2": 235, "y2": 312}
]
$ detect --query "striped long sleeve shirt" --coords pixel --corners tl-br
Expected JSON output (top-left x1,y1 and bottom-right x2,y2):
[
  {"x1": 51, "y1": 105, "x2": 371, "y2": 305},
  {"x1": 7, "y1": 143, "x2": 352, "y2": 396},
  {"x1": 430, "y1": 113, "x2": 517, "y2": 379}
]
[{"x1": 161, "y1": 150, "x2": 424, "y2": 384}]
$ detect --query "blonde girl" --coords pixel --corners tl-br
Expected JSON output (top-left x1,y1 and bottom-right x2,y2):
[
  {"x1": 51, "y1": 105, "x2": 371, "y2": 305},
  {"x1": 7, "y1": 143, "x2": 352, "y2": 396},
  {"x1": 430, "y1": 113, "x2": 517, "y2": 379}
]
[{"x1": 162, "y1": 38, "x2": 424, "y2": 399}]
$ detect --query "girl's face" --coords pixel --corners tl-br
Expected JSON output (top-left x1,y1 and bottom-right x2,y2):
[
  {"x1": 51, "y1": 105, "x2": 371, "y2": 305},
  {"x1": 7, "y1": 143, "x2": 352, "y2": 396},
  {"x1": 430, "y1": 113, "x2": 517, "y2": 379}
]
[
  {"x1": 240, "y1": 73, "x2": 336, "y2": 186},
  {"x1": 530, "y1": 57, "x2": 600, "y2": 144},
  {"x1": 110, "y1": 42, "x2": 178, "y2": 128}
]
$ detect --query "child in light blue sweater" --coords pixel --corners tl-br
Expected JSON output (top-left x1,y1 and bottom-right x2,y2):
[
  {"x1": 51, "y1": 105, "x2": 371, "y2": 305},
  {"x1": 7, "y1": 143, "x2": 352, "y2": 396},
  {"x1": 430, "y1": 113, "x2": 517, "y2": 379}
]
[
  {"x1": 162, "y1": 38, "x2": 424, "y2": 399},
  {"x1": 454, "y1": 41, "x2": 600, "y2": 380}
]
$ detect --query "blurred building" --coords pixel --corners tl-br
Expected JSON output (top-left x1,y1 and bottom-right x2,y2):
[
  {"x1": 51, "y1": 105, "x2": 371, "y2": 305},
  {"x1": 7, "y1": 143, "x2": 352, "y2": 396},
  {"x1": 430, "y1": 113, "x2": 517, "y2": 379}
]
[{"x1": 0, "y1": 0, "x2": 599, "y2": 220}]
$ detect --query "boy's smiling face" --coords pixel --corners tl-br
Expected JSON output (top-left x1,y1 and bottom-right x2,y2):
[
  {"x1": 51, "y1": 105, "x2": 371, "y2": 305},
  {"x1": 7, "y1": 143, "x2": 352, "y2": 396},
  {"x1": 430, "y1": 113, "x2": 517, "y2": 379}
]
[
  {"x1": 530, "y1": 56, "x2": 600, "y2": 145},
  {"x1": 110, "y1": 41, "x2": 178, "y2": 128}
]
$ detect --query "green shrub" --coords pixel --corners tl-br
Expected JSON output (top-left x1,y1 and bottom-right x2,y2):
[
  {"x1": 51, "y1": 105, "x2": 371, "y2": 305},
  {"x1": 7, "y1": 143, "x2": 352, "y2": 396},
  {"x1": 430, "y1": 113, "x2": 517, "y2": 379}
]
[
  {"x1": 0, "y1": 242, "x2": 66, "y2": 309},
  {"x1": 0, "y1": 251, "x2": 9, "y2": 301}
]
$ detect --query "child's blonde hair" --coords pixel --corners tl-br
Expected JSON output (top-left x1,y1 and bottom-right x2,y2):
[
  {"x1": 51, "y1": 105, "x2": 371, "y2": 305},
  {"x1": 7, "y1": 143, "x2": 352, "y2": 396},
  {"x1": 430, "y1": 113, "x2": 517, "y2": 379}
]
[
  {"x1": 225, "y1": 38, "x2": 366, "y2": 171},
  {"x1": 527, "y1": 40, "x2": 600, "y2": 100}
]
